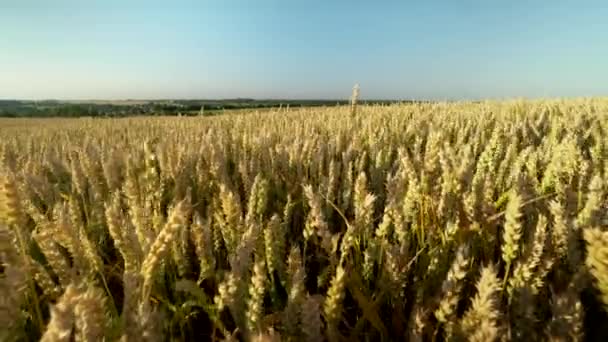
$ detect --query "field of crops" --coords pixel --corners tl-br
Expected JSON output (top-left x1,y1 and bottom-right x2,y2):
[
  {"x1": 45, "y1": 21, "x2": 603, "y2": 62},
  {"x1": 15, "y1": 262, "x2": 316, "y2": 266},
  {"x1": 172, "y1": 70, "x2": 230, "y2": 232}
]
[{"x1": 1, "y1": 99, "x2": 607, "y2": 341}]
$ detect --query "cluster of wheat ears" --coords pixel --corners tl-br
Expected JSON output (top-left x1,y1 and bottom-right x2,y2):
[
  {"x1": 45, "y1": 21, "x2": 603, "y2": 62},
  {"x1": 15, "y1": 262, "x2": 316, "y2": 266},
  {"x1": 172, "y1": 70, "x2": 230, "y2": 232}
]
[{"x1": 1, "y1": 99, "x2": 607, "y2": 341}]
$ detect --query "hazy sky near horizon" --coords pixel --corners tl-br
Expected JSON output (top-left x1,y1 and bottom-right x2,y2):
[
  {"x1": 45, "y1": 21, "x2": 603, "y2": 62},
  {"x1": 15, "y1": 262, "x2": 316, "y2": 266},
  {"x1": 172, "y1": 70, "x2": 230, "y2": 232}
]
[{"x1": 1, "y1": 0, "x2": 607, "y2": 100}]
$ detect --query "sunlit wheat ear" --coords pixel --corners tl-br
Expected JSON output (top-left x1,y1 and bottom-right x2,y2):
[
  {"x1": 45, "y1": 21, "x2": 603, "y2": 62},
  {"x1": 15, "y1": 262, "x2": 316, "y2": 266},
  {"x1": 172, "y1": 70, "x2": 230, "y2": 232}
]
[
  {"x1": 340, "y1": 158, "x2": 355, "y2": 213},
  {"x1": 325, "y1": 159, "x2": 340, "y2": 208},
  {"x1": 353, "y1": 171, "x2": 376, "y2": 241},
  {"x1": 31, "y1": 261, "x2": 61, "y2": 298},
  {"x1": 106, "y1": 191, "x2": 142, "y2": 273},
  {"x1": 74, "y1": 285, "x2": 108, "y2": 341},
  {"x1": 283, "y1": 246, "x2": 305, "y2": 336},
  {"x1": 460, "y1": 265, "x2": 501, "y2": 342},
  {"x1": 402, "y1": 175, "x2": 422, "y2": 231},
  {"x1": 41, "y1": 284, "x2": 80, "y2": 342},
  {"x1": 350, "y1": 83, "x2": 360, "y2": 116},
  {"x1": 264, "y1": 214, "x2": 284, "y2": 281},
  {"x1": 501, "y1": 190, "x2": 523, "y2": 283},
  {"x1": 51, "y1": 202, "x2": 87, "y2": 271},
  {"x1": 303, "y1": 185, "x2": 333, "y2": 254},
  {"x1": 217, "y1": 223, "x2": 259, "y2": 330},
  {"x1": 172, "y1": 207, "x2": 192, "y2": 278},
  {"x1": 577, "y1": 174, "x2": 603, "y2": 228},
  {"x1": 215, "y1": 272, "x2": 238, "y2": 312},
  {"x1": 362, "y1": 240, "x2": 379, "y2": 283},
  {"x1": 584, "y1": 228, "x2": 608, "y2": 309},
  {"x1": 549, "y1": 200, "x2": 568, "y2": 259},
  {"x1": 247, "y1": 258, "x2": 267, "y2": 335},
  {"x1": 381, "y1": 242, "x2": 408, "y2": 298},
  {"x1": 32, "y1": 228, "x2": 72, "y2": 288},
  {"x1": 437, "y1": 148, "x2": 461, "y2": 219},
  {"x1": 1, "y1": 173, "x2": 47, "y2": 331},
  {"x1": 281, "y1": 194, "x2": 296, "y2": 232},
  {"x1": 435, "y1": 244, "x2": 470, "y2": 336},
  {"x1": 216, "y1": 184, "x2": 243, "y2": 254},
  {"x1": 69, "y1": 154, "x2": 87, "y2": 196},
  {"x1": 230, "y1": 222, "x2": 260, "y2": 277},
  {"x1": 101, "y1": 152, "x2": 123, "y2": 192},
  {"x1": 0, "y1": 173, "x2": 24, "y2": 228},
  {"x1": 143, "y1": 141, "x2": 165, "y2": 235},
  {"x1": 141, "y1": 196, "x2": 191, "y2": 296},
  {"x1": 246, "y1": 174, "x2": 269, "y2": 223},
  {"x1": 377, "y1": 166, "x2": 407, "y2": 241},
  {"x1": 375, "y1": 210, "x2": 393, "y2": 243},
  {"x1": 80, "y1": 149, "x2": 106, "y2": 204},
  {"x1": 67, "y1": 196, "x2": 103, "y2": 276},
  {"x1": 190, "y1": 212, "x2": 216, "y2": 282},
  {"x1": 509, "y1": 214, "x2": 548, "y2": 294},
  {"x1": 0, "y1": 223, "x2": 26, "y2": 332},
  {"x1": 324, "y1": 263, "x2": 347, "y2": 341}
]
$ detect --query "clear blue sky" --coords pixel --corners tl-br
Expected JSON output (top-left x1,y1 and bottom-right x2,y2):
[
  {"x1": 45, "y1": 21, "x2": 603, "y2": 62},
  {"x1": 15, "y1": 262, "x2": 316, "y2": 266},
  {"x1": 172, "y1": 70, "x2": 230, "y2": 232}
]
[{"x1": 1, "y1": 0, "x2": 607, "y2": 100}]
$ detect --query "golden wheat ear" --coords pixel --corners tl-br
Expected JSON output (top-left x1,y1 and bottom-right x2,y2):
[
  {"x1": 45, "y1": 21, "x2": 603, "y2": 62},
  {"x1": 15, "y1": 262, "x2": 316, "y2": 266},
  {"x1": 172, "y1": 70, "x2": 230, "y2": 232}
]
[
  {"x1": 459, "y1": 264, "x2": 501, "y2": 341},
  {"x1": 584, "y1": 228, "x2": 608, "y2": 310}
]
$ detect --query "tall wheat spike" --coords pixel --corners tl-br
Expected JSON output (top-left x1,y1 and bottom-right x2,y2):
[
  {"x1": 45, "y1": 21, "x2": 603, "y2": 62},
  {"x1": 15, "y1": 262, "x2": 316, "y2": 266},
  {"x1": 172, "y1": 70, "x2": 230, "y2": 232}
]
[
  {"x1": 141, "y1": 196, "x2": 191, "y2": 296},
  {"x1": 40, "y1": 284, "x2": 80, "y2": 342},
  {"x1": 584, "y1": 228, "x2": 608, "y2": 309},
  {"x1": 460, "y1": 265, "x2": 501, "y2": 341},
  {"x1": 350, "y1": 83, "x2": 360, "y2": 116}
]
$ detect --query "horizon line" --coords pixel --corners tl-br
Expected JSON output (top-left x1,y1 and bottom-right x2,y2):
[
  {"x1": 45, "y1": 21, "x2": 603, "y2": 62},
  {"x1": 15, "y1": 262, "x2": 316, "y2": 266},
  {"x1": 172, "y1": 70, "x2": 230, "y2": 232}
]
[{"x1": 3, "y1": 95, "x2": 607, "y2": 102}]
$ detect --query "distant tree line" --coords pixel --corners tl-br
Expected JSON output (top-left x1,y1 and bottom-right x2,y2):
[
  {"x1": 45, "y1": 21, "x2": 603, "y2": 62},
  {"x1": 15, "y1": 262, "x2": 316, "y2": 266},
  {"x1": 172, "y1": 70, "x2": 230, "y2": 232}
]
[{"x1": 0, "y1": 99, "x2": 412, "y2": 118}]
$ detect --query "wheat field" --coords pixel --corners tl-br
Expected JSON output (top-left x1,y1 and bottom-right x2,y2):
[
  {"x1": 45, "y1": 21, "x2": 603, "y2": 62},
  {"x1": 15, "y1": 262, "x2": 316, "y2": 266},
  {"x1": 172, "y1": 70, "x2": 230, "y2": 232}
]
[{"x1": 1, "y1": 99, "x2": 607, "y2": 341}]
